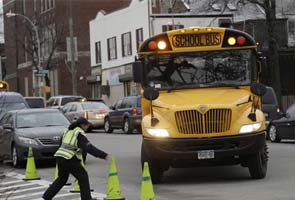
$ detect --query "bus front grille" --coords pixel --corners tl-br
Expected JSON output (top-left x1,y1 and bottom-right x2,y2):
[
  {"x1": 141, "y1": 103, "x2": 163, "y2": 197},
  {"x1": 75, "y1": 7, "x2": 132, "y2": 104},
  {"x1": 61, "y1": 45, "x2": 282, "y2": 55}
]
[{"x1": 175, "y1": 109, "x2": 232, "y2": 134}]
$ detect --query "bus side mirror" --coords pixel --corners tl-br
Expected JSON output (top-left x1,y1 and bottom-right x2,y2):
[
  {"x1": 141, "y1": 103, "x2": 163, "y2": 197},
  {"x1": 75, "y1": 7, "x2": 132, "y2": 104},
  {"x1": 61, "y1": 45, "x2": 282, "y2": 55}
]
[
  {"x1": 143, "y1": 87, "x2": 159, "y2": 101},
  {"x1": 250, "y1": 82, "x2": 267, "y2": 96},
  {"x1": 132, "y1": 61, "x2": 142, "y2": 83}
]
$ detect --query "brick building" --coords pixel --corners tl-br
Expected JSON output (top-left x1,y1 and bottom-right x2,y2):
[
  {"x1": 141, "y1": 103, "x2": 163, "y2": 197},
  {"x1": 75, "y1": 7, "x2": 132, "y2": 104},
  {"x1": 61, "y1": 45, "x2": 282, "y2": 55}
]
[{"x1": 3, "y1": 0, "x2": 130, "y2": 98}]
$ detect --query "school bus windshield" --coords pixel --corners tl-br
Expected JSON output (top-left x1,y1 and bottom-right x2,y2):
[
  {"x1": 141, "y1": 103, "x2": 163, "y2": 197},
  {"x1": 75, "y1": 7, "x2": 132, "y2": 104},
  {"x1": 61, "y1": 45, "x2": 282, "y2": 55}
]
[{"x1": 145, "y1": 49, "x2": 254, "y2": 90}]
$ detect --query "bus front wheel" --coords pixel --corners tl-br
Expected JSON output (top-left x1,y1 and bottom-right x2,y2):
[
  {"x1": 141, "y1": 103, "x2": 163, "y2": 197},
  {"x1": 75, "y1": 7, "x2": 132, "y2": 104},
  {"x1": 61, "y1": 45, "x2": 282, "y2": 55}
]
[{"x1": 248, "y1": 144, "x2": 268, "y2": 179}]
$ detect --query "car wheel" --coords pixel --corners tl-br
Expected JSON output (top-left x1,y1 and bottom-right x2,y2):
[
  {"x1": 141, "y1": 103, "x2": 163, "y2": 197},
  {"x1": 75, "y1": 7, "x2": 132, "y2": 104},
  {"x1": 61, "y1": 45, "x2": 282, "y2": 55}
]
[
  {"x1": 248, "y1": 144, "x2": 268, "y2": 179},
  {"x1": 11, "y1": 144, "x2": 22, "y2": 168},
  {"x1": 104, "y1": 118, "x2": 113, "y2": 133},
  {"x1": 141, "y1": 144, "x2": 164, "y2": 184},
  {"x1": 269, "y1": 124, "x2": 281, "y2": 142},
  {"x1": 122, "y1": 118, "x2": 132, "y2": 134}
]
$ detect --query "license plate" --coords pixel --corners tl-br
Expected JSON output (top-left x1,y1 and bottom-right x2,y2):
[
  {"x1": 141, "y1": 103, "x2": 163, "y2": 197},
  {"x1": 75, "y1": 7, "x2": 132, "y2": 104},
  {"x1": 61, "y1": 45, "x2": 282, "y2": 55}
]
[
  {"x1": 198, "y1": 150, "x2": 215, "y2": 160},
  {"x1": 96, "y1": 114, "x2": 104, "y2": 119}
]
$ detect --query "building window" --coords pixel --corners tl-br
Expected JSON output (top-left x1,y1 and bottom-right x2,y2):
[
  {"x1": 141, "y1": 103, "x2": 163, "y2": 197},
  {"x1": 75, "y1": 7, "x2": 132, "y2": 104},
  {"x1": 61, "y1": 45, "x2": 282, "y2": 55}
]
[
  {"x1": 136, "y1": 28, "x2": 143, "y2": 50},
  {"x1": 122, "y1": 32, "x2": 132, "y2": 57},
  {"x1": 219, "y1": 18, "x2": 232, "y2": 28},
  {"x1": 24, "y1": 37, "x2": 28, "y2": 62},
  {"x1": 95, "y1": 41, "x2": 101, "y2": 64},
  {"x1": 162, "y1": 24, "x2": 184, "y2": 32},
  {"x1": 124, "y1": 81, "x2": 131, "y2": 96},
  {"x1": 22, "y1": 0, "x2": 26, "y2": 15},
  {"x1": 34, "y1": 0, "x2": 37, "y2": 12},
  {"x1": 41, "y1": 0, "x2": 44, "y2": 12},
  {"x1": 152, "y1": 0, "x2": 157, "y2": 7},
  {"x1": 107, "y1": 37, "x2": 117, "y2": 60},
  {"x1": 288, "y1": 20, "x2": 295, "y2": 34}
]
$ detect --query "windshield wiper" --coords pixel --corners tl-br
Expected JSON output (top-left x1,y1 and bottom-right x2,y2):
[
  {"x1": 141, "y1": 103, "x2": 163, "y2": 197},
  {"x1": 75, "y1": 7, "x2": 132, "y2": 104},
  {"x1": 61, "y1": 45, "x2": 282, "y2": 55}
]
[
  {"x1": 167, "y1": 83, "x2": 183, "y2": 93},
  {"x1": 210, "y1": 82, "x2": 240, "y2": 89},
  {"x1": 17, "y1": 126, "x2": 34, "y2": 128},
  {"x1": 237, "y1": 96, "x2": 252, "y2": 106}
]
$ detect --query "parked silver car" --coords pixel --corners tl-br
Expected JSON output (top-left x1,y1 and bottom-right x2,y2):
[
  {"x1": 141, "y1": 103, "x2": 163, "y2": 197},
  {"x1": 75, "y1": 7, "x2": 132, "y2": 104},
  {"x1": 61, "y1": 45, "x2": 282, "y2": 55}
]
[
  {"x1": 47, "y1": 95, "x2": 85, "y2": 109},
  {"x1": 0, "y1": 109, "x2": 70, "y2": 167},
  {"x1": 61, "y1": 101, "x2": 110, "y2": 131}
]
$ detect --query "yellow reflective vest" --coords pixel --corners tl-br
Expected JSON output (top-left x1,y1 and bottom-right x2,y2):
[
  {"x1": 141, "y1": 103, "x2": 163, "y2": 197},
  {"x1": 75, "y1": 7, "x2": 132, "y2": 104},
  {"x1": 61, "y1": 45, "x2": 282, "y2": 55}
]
[{"x1": 54, "y1": 127, "x2": 86, "y2": 160}]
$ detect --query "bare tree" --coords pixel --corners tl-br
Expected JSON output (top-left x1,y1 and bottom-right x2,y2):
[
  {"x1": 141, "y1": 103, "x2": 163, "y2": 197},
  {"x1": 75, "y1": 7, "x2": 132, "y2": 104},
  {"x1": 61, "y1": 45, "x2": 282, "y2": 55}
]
[
  {"x1": 18, "y1": 14, "x2": 66, "y2": 96},
  {"x1": 204, "y1": 0, "x2": 281, "y2": 105},
  {"x1": 238, "y1": 0, "x2": 281, "y2": 106}
]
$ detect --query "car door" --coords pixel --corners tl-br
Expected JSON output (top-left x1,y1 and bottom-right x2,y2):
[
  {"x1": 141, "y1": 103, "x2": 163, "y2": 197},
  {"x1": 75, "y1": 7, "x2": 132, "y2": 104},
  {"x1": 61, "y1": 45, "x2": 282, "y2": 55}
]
[
  {"x1": 0, "y1": 113, "x2": 14, "y2": 158},
  {"x1": 111, "y1": 99, "x2": 123, "y2": 128},
  {"x1": 281, "y1": 105, "x2": 295, "y2": 139},
  {"x1": 0, "y1": 113, "x2": 8, "y2": 157},
  {"x1": 119, "y1": 97, "x2": 133, "y2": 127},
  {"x1": 65, "y1": 104, "x2": 77, "y2": 122},
  {"x1": 69, "y1": 104, "x2": 81, "y2": 121}
]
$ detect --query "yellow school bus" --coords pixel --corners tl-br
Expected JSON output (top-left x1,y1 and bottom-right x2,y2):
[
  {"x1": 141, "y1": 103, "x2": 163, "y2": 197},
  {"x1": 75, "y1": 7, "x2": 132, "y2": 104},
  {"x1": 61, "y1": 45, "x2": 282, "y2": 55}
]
[
  {"x1": 133, "y1": 27, "x2": 268, "y2": 183},
  {"x1": 0, "y1": 80, "x2": 9, "y2": 92}
]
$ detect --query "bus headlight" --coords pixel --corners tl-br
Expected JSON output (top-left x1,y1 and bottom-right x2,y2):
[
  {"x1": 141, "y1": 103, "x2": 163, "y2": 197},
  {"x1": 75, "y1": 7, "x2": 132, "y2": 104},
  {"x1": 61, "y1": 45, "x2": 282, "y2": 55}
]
[
  {"x1": 239, "y1": 122, "x2": 262, "y2": 134},
  {"x1": 146, "y1": 128, "x2": 169, "y2": 137}
]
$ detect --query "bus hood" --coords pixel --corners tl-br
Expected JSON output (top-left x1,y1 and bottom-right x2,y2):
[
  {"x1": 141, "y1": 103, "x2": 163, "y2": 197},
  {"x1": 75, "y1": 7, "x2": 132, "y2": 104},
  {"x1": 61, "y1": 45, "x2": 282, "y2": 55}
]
[{"x1": 154, "y1": 88, "x2": 251, "y2": 107}]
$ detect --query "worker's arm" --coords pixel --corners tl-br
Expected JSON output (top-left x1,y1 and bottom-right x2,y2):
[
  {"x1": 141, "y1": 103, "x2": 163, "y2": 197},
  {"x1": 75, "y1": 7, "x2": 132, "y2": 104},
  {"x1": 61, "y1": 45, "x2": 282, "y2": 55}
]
[{"x1": 77, "y1": 134, "x2": 108, "y2": 159}]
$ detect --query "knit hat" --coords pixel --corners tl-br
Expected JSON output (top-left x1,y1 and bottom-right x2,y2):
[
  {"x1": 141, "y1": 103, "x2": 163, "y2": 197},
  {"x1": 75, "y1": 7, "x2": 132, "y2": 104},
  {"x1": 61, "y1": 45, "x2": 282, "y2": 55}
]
[{"x1": 75, "y1": 117, "x2": 90, "y2": 125}]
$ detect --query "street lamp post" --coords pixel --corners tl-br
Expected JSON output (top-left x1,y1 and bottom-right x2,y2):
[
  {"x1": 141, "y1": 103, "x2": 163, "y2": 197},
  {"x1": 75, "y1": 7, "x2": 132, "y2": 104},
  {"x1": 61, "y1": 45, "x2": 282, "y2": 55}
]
[{"x1": 6, "y1": 11, "x2": 42, "y2": 96}]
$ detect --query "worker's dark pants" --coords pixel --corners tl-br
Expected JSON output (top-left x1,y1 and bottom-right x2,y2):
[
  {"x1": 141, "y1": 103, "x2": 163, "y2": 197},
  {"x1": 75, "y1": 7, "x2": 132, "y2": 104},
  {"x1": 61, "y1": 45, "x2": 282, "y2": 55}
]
[{"x1": 43, "y1": 156, "x2": 92, "y2": 200}]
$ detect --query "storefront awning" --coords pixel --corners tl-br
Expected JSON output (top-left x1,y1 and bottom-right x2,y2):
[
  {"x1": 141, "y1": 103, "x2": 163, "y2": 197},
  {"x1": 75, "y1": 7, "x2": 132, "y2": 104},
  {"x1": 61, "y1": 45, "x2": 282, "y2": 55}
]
[{"x1": 119, "y1": 73, "x2": 133, "y2": 82}]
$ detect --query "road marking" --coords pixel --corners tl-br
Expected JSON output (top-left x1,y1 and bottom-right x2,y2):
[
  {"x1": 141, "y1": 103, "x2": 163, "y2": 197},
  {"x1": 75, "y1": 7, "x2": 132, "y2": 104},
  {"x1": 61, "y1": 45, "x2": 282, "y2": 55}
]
[
  {"x1": 0, "y1": 182, "x2": 36, "y2": 192},
  {"x1": 0, "y1": 180, "x2": 23, "y2": 186},
  {"x1": 32, "y1": 192, "x2": 80, "y2": 200},
  {"x1": 3, "y1": 191, "x2": 45, "y2": 200},
  {"x1": 3, "y1": 172, "x2": 106, "y2": 200},
  {"x1": 0, "y1": 185, "x2": 47, "y2": 195}
]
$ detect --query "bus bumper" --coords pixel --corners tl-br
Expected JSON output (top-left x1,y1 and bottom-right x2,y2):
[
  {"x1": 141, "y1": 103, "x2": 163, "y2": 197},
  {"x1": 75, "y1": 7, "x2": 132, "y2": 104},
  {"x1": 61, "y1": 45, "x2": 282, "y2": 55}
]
[{"x1": 142, "y1": 131, "x2": 266, "y2": 167}]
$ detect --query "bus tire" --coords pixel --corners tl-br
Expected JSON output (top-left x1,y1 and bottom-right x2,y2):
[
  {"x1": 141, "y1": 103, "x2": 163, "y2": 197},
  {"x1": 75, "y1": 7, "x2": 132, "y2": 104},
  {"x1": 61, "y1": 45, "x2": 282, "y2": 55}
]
[{"x1": 248, "y1": 144, "x2": 268, "y2": 179}]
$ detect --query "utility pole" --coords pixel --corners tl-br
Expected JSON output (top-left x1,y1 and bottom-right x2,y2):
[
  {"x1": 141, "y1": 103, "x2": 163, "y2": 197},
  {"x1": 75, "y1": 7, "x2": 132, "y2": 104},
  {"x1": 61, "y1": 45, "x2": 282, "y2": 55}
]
[{"x1": 69, "y1": 0, "x2": 77, "y2": 95}]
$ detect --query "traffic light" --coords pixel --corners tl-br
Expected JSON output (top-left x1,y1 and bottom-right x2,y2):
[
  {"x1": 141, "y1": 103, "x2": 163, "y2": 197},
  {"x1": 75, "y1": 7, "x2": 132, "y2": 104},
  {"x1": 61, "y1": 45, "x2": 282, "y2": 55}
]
[{"x1": 0, "y1": 80, "x2": 9, "y2": 91}]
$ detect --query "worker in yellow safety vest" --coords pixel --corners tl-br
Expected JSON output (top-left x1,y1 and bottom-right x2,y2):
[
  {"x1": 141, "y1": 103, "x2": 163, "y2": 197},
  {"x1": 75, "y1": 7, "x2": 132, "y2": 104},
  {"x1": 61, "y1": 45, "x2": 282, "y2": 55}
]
[{"x1": 43, "y1": 117, "x2": 110, "y2": 200}]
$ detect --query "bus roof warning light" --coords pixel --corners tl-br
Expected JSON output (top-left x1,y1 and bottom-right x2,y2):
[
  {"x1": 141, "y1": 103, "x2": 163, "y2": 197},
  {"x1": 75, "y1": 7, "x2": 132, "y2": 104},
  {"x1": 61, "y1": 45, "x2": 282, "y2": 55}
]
[
  {"x1": 228, "y1": 37, "x2": 236, "y2": 46},
  {"x1": 158, "y1": 41, "x2": 167, "y2": 50},
  {"x1": 148, "y1": 41, "x2": 157, "y2": 50},
  {"x1": 237, "y1": 36, "x2": 246, "y2": 45}
]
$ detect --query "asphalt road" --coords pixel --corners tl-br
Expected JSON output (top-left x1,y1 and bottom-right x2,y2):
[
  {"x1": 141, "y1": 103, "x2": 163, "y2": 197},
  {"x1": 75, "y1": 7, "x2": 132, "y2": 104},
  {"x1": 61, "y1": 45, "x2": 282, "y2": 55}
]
[{"x1": 1, "y1": 130, "x2": 295, "y2": 200}]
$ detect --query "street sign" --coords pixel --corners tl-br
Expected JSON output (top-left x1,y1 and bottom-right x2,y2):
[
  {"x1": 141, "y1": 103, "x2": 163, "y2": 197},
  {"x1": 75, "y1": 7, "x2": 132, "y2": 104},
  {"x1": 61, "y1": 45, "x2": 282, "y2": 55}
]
[{"x1": 35, "y1": 69, "x2": 49, "y2": 76}]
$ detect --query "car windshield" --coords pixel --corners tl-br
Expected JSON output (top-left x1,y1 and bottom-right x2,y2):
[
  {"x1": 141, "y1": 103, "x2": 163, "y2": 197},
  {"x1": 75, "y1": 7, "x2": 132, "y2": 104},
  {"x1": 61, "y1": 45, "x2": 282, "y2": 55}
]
[
  {"x1": 145, "y1": 49, "x2": 254, "y2": 90},
  {"x1": 61, "y1": 97, "x2": 83, "y2": 106},
  {"x1": 26, "y1": 99, "x2": 45, "y2": 108},
  {"x1": 0, "y1": 102, "x2": 27, "y2": 113},
  {"x1": 17, "y1": 112, "x2": 70, "y2": 128},
  {"x1": 81, "y1": 102, "x2": 109, "y2": 110},
  {"x1": 262, "y1": 88, "x2": 277, "y2": 105}
]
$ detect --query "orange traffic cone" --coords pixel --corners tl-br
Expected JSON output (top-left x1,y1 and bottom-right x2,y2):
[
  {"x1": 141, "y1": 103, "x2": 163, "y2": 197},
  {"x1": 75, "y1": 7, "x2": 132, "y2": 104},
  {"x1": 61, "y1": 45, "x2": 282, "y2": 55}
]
[
  {"x1": 140, "y1": 162, "x2": 155, "y2": 200},
  {"x1": 23, "y1": 147, "x2": 40, "y2": 181},
  {"x1": 104, "y1": 157, "x2": 125, "y2": 200}
]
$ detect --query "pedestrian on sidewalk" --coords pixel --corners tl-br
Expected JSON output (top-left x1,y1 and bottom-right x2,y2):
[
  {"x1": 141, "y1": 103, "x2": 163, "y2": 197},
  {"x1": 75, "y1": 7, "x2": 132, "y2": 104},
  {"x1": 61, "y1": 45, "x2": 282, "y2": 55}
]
[{"x1": 43, "y1": 117, "x2": 110, "y2": 200}]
